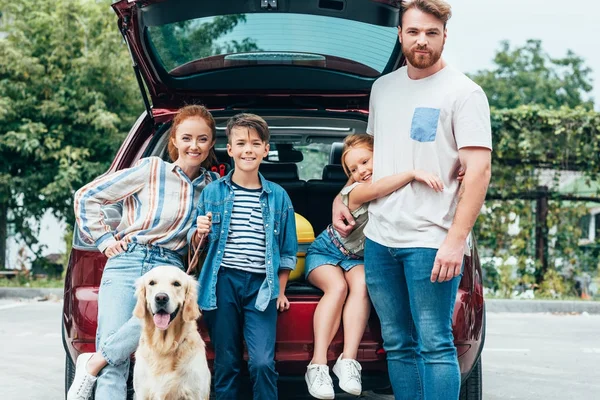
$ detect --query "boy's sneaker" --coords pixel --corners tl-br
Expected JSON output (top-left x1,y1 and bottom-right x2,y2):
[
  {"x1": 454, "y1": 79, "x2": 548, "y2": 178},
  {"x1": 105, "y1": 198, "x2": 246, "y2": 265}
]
[
  {"x1": 332, "y1": 354, "x2": 362, "y2": 396},
  {"x1": 305, "y1": 363, "x2": 335, "y2": 399},
  {"x1": 67, "y1": 353, "x2": 97, "y2": 400}
]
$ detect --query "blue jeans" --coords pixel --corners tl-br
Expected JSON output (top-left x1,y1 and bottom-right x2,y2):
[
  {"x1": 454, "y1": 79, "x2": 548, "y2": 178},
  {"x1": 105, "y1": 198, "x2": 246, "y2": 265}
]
[
  {"x1": 364, "y1": 239, "x2": 461, "y2": 400},
  {"x1": 203, "y1": 267, "x2": 278, "y2": 400},
  {"x1": 95, "y1": 243, "x2": 184, "y2": 400}
]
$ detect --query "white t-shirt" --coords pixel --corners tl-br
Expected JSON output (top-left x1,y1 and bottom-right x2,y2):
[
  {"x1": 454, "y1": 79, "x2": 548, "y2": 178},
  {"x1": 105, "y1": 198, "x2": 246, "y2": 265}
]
[{"x1": 364, "y1": 65, "x2": 492, "y2": 252}]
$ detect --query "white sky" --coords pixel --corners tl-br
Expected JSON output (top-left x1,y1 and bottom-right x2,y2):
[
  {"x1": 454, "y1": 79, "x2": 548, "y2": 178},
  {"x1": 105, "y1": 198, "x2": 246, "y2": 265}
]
[{"x1": 443, "y1": 0, "x2": 599, "y2": 109}]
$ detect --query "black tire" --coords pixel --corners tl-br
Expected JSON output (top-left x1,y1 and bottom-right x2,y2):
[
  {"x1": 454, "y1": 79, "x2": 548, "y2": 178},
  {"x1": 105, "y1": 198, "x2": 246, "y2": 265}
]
[
  {"x1": 459, "y1": 356, "x2": 482, "y2": 400},
  {"x1": 65, "y1": 355, "x2": 75, "y2": 400}
]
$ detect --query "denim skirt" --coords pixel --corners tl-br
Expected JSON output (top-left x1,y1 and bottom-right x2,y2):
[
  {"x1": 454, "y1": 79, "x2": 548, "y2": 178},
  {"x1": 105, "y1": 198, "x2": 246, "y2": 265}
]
[{"x1": 304, "y1": 229, "x2": 364, "y2": 278}]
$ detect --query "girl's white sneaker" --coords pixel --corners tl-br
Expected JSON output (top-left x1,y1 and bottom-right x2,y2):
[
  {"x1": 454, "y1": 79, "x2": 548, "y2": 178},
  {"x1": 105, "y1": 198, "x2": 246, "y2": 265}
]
[
  {"x1": 332, "y1": 354, "x2": 362, "y2": 396},
  {"x1": 305, "y1": 362, "x2": 335, "y2": 399}
]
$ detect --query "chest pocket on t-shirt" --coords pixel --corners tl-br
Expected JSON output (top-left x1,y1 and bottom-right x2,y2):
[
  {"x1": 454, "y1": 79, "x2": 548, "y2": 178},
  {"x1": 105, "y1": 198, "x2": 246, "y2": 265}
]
[{"x1": 410, "y1": 107, "x2": 441, "y2": 142}]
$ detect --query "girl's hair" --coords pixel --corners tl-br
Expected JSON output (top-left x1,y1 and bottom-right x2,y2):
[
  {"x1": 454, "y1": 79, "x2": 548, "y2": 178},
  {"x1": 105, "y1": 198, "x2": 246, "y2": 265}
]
[
  {"x1": 167, "y1": 105, "x2": 217, "y2": 169},
  {"x1": 340, "y1": 134, "x2": 374, "y2": 177}
]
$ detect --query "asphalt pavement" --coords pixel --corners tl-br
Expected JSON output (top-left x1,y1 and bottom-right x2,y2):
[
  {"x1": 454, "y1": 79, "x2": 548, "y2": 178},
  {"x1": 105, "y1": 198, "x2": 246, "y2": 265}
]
[{"x1": 1, "y1": 299, "x2": 599, "y2": 400}]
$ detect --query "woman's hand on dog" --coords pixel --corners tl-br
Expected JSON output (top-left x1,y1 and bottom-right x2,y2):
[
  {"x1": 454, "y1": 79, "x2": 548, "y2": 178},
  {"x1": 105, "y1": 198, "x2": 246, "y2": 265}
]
[
  {"x1": 276, "y1": 294, "x2": 290, "y2": 312},
  {"x1": 103, "y1": 240, "x2": 128, "y2": 258}
]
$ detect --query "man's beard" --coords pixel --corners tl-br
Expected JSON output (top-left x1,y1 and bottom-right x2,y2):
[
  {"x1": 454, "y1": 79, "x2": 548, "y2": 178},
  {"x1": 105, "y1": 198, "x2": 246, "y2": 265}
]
[{"x1": 403, "y1": 43, "x2": 444, "y2": 69}]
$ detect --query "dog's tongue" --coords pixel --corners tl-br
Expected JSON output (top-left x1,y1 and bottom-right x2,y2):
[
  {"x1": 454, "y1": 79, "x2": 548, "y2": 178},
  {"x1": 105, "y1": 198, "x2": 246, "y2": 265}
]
[{"x1": 153, "y1": 313, "x2": 170, "y2": 330}]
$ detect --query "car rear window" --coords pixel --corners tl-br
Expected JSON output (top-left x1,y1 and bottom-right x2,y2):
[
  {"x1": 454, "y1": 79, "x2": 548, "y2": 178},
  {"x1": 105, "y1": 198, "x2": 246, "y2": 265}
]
[{"x1": 146, "y1": 13, "x2": 398, "y2": 77}]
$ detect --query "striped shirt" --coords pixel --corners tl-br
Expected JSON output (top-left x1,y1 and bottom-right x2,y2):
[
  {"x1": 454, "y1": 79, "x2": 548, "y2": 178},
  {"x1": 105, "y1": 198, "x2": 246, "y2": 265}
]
[
  {"x1": 221, "y1": 183, "x2": 267, "y2": 273},
  {"x1": 74, "y1": 156, "x2": 217, "y2": 254}
]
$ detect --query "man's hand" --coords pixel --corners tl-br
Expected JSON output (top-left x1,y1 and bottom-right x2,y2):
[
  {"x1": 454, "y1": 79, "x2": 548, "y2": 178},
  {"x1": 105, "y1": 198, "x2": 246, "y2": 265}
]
[
  {"x1": 103, "y1": 240, "x2": 128, "y2": 258},
  {"x1": 431, "y1": 235, "x2": 464, "y2": 282},
  {"x1": 277, "y1": 294, "x2": 290, "y2": 312},
  {"x1": 332, "y1": 195, "x2": 355, "y2": 238}
]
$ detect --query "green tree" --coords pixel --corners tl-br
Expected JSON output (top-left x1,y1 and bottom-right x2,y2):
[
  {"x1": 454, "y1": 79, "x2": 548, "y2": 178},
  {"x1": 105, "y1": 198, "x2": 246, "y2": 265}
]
[
  {"x1": 469, "y1": 40, "x2": 597, "y2": 295},
  {"x1": 470, "y1": 39, "x2": 594, "y2": 109},
  {"x1": 0, "y1": 1, "x2": 260, "y2": 269},
  {"x1": 148, "y1": 15, "x2": 260, "y2": 71},
  {"x1": 0, "y1": 0, "x2": 141, "y2": 268}
]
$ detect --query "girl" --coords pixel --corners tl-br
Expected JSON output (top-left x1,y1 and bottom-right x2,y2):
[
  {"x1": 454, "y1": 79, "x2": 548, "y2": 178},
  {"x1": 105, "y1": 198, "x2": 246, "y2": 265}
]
[
  {"x1": 68, "y1": 105, "x2": 219, "y2": 400},
  {"x1": 304, "y1": 134, "x2": 444, "y2": 399}
]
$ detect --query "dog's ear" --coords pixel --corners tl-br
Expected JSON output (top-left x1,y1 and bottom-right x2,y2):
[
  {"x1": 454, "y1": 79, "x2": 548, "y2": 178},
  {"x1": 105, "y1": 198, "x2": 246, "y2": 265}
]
[
  {"x1": 133, "y1": 276, "x2": 148, "y2": 320},
  {"x1": 182, "y1": 276, "x2": 201, "y2": 322}
]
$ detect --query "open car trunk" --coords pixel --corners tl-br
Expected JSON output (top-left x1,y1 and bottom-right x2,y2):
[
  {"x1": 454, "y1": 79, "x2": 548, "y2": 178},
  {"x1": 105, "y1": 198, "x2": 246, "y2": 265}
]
[{"x1": 111, "y1": 0, "x2": 403, "y2": 112}]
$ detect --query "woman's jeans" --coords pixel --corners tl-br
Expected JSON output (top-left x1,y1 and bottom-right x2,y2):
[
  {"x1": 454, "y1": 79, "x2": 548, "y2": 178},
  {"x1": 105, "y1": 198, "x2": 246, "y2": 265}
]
[
  {"x1": 94, "y1": 243, "x2": 184, "y2": 400},
  {"x1": 364, "y1": 238, "x2": 461, "y2": 400}
]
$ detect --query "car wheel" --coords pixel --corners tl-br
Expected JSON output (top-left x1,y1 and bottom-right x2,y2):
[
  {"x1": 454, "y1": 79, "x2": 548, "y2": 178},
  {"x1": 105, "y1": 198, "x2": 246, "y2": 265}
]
[
  {"x1": 459, "y1": 356, "x2": 482, "y2": 400},
  {"x1": 65, "y1": 355, "x2": 75, "y2": 400}
]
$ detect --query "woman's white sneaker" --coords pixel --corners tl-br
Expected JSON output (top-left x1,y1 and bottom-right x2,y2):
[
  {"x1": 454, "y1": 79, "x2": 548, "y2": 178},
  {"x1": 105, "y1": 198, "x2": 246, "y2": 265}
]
[
  {"x1": 332, "y1": 354, "x2": 362, "y2": 396},
  {"x1": 305, "y1": 363, "x2": 335, "y2": 399},
  {"x1": 67, "y1": 353, "x2": 97, "y2": 400}
]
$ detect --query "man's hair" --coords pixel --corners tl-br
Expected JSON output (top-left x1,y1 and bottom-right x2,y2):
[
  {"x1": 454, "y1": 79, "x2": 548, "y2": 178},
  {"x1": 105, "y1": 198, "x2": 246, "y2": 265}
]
[
  {"x1": 225, "y1": 113, "x2": 270, "y2": 144},
  {"x1": 341, "y1": 134, "x2": 374, "y2": 177},
  {"x1": 400, "y1": 0, "x2": 452, "y2": 27},
  {"x1": 168, "y1": 104, "x2": 217, "y2": 168}
]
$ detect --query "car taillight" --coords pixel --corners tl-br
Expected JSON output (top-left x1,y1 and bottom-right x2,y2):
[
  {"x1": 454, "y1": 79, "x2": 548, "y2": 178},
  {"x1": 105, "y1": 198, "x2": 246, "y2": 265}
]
[{"x1": 65, "y1": 248, "x2": 107, "y2": 344}]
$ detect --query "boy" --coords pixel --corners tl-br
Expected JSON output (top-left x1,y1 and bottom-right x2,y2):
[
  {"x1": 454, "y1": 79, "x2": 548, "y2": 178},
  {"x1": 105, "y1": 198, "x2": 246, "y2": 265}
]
[{"x1": 188, "y1": 113, "x2": 298, "y2": 399}]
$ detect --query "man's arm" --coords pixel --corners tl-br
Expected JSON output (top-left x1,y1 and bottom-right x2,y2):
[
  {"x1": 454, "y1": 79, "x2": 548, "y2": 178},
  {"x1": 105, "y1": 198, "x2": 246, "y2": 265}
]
[
  {"x1": 332, "y1": 177, "x2": 355, "y2": 237},
  {"x1": 431, "y1": 147, "x2": 491, "y2": 282}
]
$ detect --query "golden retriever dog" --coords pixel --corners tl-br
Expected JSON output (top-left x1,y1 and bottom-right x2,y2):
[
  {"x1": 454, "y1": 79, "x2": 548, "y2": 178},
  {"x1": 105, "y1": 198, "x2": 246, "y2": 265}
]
[{"x1": 133, "y1": 265, "x2": 210, "y2": 400}]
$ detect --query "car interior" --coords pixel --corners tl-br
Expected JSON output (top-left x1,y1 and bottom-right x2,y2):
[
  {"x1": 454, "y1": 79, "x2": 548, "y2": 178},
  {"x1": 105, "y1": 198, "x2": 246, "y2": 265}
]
[
  {"x1": 73, "y1": 113, "x2": 369, "y2": 287},
  {"x1": 152, "y1": 114, "x2": 367, "y2": 236}
]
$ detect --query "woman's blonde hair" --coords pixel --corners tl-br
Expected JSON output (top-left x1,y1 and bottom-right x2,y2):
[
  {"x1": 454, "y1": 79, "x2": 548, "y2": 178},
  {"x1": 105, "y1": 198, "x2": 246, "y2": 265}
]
[
  {"x1": 167, "y1": 105, "x2": 217, "y2": 169},
  {"x1": 340, "y1": 134, "x2": 374, "y2": 177}
]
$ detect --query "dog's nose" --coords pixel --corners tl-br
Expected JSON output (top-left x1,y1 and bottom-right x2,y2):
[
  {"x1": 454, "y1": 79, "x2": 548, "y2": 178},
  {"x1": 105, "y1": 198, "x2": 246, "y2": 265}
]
[{"x1": 155, "y1": 293, "x2": 169, "y2": 306}]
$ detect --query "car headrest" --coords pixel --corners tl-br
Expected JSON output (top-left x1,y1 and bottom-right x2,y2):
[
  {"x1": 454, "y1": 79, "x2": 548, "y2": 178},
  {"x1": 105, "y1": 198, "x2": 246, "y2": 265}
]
[
  {"x1": 214, "y1": 148, "x2": 232, "y2": 167},
  {"x1": 322, "y1": 165, "x2": 348, "y2": 181},
  {"x1": 259, "y1": 163, "x2": 300, "y2": 181},
  {"x1": 329, "y1": 142, "x2": 344, "y2": 165}
]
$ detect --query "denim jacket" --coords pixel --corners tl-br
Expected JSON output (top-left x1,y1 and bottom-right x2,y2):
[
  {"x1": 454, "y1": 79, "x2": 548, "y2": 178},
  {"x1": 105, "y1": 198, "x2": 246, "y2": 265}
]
[{"x1": 188, "y1": 171, "x2": 297, "y2": 312}]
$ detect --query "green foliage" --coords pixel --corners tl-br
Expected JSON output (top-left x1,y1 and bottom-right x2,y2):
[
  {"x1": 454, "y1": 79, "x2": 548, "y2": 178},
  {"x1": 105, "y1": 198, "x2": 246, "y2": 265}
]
[
  {"x1": 0, "y1": 0, "x2": 142, "y2": 267},
  {"x1": 297, "y1": 143, "x2": 331, "y2": 181},
  {"x1": 147, "y1": 15, "x2": 260, "y2": 71},
  {"x1": 490, "y1": 106, "x2": 600, "y2": 179},
  {"x1": 0, "y1": 276, "x2": 64, "y2": 288},
  {"x1": 0, "y1": 0, "x2": 142, "y2": 258},
  {"x1": 475, "y1": 106, "x2": 600, "y2": 298},
  {"x1": 470, "y1": 40, "x2": 594, "y2": 109}
]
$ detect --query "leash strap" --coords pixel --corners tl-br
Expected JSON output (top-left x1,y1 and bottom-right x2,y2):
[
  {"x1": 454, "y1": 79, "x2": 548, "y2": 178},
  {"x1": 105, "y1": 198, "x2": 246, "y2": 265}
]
[{"x1": 186, "y1": 233, "x2": 206, "y2": 275}]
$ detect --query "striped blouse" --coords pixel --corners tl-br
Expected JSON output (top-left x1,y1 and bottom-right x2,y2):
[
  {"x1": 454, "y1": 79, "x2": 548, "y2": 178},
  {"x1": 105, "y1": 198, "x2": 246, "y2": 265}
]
[{"x1": 74, "y1": 156, "x2": 217, "y2": 254}]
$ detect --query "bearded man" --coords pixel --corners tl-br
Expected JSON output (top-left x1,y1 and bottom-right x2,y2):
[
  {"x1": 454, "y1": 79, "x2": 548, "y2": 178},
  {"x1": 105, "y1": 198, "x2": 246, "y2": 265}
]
[{"x1": 332, "y1": 1, "x2": 492, "y2": 399}]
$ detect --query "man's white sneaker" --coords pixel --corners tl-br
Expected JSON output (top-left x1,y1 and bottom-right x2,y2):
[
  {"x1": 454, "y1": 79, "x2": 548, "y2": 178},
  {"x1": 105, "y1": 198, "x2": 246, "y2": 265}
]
[
  {"x1": 332, "y1": 354, "x2": 362, "y2": 396},
  {"x1": 305, "y1": 363, "x2": 335, "y2": 399},
  {"x1": 67, "y1": 353, "x2": 97, "y2": 400}
]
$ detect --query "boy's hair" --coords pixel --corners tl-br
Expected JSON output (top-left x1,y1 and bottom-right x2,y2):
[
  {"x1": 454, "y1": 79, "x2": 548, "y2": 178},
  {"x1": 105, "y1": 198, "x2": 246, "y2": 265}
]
[
  {"x1": 225, "y1": 113, "x2": 270, "y2": 143},
  {"x1": 400, "y1": 0, "x2": 452, "y2": 27},
  {"x1": 340, "y1": 134, "x2": 374, "y2": 177},
  {"x1": 168, "y1": 104, "x2": 217, "y2": 168}
]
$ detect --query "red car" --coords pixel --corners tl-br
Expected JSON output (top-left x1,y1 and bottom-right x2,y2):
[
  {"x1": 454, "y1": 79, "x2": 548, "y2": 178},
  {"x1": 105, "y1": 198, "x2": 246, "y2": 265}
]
[{"x1": 62, "y1": 1, "x2": 485, "y2": 398}]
